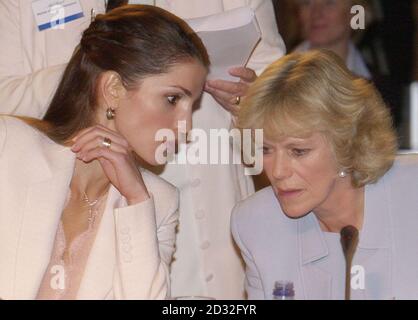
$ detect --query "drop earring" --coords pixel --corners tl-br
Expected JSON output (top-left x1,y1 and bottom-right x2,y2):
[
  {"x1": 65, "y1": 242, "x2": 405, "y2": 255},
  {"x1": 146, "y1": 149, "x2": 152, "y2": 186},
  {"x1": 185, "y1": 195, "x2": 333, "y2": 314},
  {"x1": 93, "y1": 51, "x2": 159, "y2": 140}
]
[{"x1": 106, "y1": 107, "x2": 115, "y2": 120}]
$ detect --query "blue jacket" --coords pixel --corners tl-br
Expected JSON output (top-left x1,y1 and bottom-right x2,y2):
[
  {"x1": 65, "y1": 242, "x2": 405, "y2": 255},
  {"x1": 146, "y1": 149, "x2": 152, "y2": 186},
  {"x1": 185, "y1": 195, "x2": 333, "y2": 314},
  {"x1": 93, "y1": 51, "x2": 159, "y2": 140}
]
[{"x1": 231, "y1": 154, "x2": 418, "y2": 299}]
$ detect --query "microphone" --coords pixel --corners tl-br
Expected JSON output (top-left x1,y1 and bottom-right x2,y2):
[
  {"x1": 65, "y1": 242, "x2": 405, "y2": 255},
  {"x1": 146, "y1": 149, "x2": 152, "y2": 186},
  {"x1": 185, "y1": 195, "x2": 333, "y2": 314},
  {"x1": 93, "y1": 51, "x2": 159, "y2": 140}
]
[{"x1": 340, "y1": 225, "x2": 359, "y2": 300}]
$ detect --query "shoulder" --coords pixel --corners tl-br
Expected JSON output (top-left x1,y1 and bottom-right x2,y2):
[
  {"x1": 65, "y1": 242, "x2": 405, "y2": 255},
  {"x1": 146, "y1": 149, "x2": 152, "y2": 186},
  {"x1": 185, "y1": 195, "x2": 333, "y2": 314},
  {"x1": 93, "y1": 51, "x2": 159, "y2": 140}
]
[
  {"x1": 0, "y1": 116, "x2": 44, "y2": 154},
  {"x1": 373, "y1": 153, "x2": 418, "y2": 221},
  {"x1": 232, "y1": 186, "x2": 278, "y2": 220},
  {"x1": 0, "y1": 115, "x2": 41, "y2": 135},
  {"x1": 382, "y1": 153, "x2": 418, "y2": 185},
  {"x1": 231, "y1": 186, "x2": 290, "y2": 236}
]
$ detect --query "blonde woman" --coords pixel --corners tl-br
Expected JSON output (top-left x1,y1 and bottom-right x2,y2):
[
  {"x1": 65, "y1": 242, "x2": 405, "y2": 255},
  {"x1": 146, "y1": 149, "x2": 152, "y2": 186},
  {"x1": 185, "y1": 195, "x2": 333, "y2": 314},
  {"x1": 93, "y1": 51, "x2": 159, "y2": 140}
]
[{"x1": 232, "y1": 50, "x2": 418, "y2": 299}]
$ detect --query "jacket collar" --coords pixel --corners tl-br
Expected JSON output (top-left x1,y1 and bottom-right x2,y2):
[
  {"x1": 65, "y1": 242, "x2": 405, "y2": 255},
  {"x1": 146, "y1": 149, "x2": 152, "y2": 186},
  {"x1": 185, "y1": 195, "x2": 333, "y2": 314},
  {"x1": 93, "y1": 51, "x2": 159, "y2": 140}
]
[
  {"x1": 298, "y1": 177, "x2": 391, "y2": 266},
  {"x1": 13, "y1": 131, "x2": 134, "y2": 299},
  {"x1": 77, "y1": 185, "x2": 124, "y2": 299},
  {"x1": 13, "y1": 136, "x2": 76, "y2": 299}
]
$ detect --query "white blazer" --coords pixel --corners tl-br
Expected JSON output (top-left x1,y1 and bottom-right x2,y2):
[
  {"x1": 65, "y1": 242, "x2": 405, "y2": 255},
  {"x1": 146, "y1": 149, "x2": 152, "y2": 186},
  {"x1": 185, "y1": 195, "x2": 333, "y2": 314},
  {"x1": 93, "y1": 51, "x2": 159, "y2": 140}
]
[
  {"x1": 0, "y1": 116, "x2": 179, "y2": 300},
  {"x1": 0, "y1": 0, "x2": 285, "y2": 299}
]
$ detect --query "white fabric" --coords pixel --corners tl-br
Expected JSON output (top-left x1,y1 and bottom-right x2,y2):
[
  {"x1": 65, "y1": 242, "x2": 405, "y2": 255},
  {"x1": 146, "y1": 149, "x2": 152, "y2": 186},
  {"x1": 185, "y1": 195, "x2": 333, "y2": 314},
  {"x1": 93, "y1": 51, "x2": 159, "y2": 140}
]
[{"x1": 0, "y1": 116, "x2": 179, "y2": 300}]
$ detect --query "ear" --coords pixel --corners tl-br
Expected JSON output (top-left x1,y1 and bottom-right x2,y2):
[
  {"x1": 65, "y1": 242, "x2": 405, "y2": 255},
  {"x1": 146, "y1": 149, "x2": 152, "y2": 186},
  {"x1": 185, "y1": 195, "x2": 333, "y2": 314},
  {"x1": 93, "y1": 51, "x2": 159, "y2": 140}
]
[{"x1": 97, "y1": 71, "x2": 126, "y2": 112}]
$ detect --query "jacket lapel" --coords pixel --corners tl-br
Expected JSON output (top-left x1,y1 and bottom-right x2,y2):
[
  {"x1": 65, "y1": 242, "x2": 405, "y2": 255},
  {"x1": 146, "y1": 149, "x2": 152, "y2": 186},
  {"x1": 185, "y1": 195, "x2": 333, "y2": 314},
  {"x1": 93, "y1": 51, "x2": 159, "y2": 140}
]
[
  {"x1": 298, "y1": 213, "x2": 332, "y2": 300},
  {"x1": 297, "y1": 179, "x2": 394, "y2": 300},
  {"x1": 14, "y1": 142, "x2": 75, "y2": 299},
  {"x1": 76, "y1": 186, "x2": 123, "y2": 299},
  {"x1": 352, "y1": 181, "x2": 393, "y2": 300}
]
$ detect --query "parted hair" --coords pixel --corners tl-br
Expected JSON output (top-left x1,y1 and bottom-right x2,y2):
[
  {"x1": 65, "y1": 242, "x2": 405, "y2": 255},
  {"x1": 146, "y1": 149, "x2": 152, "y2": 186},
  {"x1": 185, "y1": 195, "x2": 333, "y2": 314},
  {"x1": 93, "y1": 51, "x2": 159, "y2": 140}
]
[
  {"x1": 238, "y1": 49, "x2": 397, "y2": 188},
  {"x1": 30, "y1": 5, "x2": 209, "y2": 144}
]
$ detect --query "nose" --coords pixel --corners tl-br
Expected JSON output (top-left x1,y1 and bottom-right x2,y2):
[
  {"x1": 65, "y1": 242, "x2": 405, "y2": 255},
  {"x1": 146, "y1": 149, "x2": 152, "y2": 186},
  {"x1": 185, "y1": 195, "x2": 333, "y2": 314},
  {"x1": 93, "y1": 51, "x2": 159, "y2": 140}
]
[
  {"x1": 311, "y1": 1, "x2": 325, "y2": 19},
  {"x1": 175, "y1": 105, "x2": 193, "y2": 142},
  {"x1": 271, "y1": 152, "x2": 293, "y2": 181}
]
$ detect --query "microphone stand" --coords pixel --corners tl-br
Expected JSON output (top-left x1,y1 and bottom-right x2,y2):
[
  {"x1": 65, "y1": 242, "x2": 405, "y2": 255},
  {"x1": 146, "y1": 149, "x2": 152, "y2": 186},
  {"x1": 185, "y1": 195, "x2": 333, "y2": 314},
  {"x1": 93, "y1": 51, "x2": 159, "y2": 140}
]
[{"x1": 340, "y1": 225, "x2": 359, "y2": 300}]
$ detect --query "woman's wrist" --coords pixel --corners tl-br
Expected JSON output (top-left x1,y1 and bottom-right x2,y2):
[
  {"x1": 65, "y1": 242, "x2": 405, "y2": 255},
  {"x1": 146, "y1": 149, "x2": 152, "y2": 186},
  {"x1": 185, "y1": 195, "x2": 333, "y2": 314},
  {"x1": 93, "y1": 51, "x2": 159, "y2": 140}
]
[
  {"x1": 127, "y1": 193, "x2": 150, "y2": 205},
  {"x1": 126, "y1": 185, "x2": 150, "y2": 205}
]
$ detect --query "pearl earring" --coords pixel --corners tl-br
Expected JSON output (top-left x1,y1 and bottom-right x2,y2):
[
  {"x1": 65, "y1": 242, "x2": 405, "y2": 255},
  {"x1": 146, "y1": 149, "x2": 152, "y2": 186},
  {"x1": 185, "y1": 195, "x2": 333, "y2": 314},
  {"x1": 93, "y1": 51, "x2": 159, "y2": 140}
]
[
  {"x1": 106, "y1": 107, "x2": 115, "y2": 120},
  {"x1": 339, "y1": 170, "x2": 347, "y2": 178}
]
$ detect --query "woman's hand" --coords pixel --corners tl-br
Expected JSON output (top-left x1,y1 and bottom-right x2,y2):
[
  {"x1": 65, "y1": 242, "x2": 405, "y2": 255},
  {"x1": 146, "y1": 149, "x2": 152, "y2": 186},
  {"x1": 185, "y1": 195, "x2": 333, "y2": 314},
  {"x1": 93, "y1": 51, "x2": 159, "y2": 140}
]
[
  {"x1": 71, "y1": 125, "x2": 150, "y2": 205},
  {"x1": 204, "y1": 66, "x2": 257, "y2": 117}
]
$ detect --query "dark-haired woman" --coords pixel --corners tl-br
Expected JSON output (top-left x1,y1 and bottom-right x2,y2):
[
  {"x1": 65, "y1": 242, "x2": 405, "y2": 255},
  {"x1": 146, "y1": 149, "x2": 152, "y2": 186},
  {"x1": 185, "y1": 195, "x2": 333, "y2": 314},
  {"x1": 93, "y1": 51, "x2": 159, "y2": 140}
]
[{"x1": 0, "y1": 5, "x2": 208, "y2": 300}]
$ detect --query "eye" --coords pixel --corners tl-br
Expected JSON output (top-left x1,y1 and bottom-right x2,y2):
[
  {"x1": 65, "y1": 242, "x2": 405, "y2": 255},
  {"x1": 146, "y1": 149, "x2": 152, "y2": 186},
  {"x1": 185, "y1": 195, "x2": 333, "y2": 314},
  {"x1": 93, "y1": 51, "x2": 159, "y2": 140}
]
[
  {"x1": 262, "y1": 146, "x2": 273, "y2": 155},
  {"x1": 292, "y1": 148, "x2": 310, "y2": 157},
  {"x1": 167, "y1": 94, "x2": 181, "y2": 106}
]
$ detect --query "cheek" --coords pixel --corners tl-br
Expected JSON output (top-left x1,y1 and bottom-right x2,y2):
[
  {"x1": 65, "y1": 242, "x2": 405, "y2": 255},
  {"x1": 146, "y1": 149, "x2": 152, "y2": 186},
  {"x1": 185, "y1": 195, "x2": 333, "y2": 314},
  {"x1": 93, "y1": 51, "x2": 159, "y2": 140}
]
[
  {"x1": 299, "y1": 9, "x2": 310, "y2": 25},
  {"x1": 328, "y1": 8, "x2": 351, "y2": 29},
  {"x1": 263, "y1": 157, "x2": 273, "y2": 176},
  {"x1": 301, "y1": 165, "x2": 337, "y2": 207}
]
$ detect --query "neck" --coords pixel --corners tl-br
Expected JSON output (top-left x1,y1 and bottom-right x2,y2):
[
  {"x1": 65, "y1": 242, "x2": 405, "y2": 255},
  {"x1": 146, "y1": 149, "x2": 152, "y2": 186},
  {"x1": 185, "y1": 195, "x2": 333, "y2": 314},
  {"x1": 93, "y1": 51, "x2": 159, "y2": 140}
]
[
  {"x1": 311, "y1": 37, "x2": 350, "y2": 62},
  {"x1": 71, "y1": 159, "x2": 110, "y2": 200},
  {"x1": 314, "y1": 179, "x2": 365, "y2": 233}
]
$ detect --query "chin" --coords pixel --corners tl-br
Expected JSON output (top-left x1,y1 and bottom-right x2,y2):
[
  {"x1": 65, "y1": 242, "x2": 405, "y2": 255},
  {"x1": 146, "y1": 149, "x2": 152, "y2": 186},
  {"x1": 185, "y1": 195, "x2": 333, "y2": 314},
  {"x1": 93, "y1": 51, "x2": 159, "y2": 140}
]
[
  {"x1": 279, "y1": 203, "x2": 312, "y2": 220},
  {"x1": 131, "y1": 149, "x2": 159, "y2": 168},
  {"x1": 142, "y1": 155, "x2": 162, "y2": 167}
]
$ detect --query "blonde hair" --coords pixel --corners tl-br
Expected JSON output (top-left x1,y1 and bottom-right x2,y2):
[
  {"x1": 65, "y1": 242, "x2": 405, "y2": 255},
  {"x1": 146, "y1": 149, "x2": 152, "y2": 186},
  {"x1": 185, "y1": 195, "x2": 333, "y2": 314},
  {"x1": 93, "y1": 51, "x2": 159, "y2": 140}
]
[{"x1": 238, "y1": 49, "x2": 397, "y2": 188}]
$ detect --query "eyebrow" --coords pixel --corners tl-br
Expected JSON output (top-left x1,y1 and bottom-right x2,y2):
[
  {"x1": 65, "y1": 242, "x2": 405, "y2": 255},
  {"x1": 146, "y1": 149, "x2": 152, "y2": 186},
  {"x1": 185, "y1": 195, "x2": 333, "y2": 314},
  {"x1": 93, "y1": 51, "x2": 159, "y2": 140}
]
[{"x1": 171, "y1": 85, "x2": 192, "y2": 97}]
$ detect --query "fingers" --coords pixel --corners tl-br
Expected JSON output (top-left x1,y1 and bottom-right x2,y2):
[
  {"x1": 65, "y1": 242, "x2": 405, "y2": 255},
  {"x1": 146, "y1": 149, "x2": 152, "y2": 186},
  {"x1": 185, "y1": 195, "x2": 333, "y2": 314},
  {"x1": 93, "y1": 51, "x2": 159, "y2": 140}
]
[
  {"x1": 76, "y1": 138, "x2": 128, "y2": 162},
  {"x1": 210, "y1": 94, "x2": 240, "y2": 116},
  {"x1": 205, "y1": 78, "x2": 249, "y2": 116},
  {"x1": 71, "y1": 125, "x2": 129, "y2": 153},
  {"x1": 228, "y1": 66, "x2": 257, "y2": 83},
  {"x1": 70, "y1": 125, "x2": 149, "y2": 204},
  {"x1": 205, "y1": 79, "x2": 248, "y2": 97},
  {"x1": 79, "y1": 144, "x2": 127, "y2": 164}
]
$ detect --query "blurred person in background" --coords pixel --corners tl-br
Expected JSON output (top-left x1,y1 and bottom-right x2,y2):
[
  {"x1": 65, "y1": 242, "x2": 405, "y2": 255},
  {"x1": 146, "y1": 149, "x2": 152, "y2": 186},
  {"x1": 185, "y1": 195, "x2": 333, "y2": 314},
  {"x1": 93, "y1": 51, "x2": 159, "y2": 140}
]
[{"x1": 294, "y1": 0, "x2": 371, "y2": 79}]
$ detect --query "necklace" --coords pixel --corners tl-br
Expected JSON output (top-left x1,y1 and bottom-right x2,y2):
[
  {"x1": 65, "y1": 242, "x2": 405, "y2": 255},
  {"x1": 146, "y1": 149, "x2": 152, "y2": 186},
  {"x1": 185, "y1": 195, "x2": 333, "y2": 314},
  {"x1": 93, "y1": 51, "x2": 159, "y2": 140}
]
[{"x1": 82, "y1": 189, "x2": 108, "y2": 227}]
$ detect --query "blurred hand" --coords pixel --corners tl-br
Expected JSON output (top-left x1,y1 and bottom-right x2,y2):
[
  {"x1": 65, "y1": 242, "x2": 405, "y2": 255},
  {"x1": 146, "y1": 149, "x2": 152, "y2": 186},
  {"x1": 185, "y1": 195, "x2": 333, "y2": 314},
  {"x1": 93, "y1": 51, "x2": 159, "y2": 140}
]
[
  {"x1": 205, "y1": 66, "x2": 257, "y2": 117},
  {"x1": 71, "y1": 125, "x2": 150, "y2": 205}
]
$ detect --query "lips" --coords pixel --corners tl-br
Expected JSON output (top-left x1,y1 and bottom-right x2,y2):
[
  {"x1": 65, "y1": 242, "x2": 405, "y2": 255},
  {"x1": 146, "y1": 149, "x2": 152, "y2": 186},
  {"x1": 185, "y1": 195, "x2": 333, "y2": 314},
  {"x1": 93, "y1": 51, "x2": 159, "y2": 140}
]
[{"x1": 276, "y1": 188, "x2": 304, "y2": 198}]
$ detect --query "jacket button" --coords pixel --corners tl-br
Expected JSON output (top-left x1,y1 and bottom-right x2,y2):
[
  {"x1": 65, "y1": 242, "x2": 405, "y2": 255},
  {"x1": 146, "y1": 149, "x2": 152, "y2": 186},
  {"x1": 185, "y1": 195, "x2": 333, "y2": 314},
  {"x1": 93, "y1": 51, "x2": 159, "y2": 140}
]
[
  {"x1": 195, "y1": 210, "x2": 205, "y2": 219},
  {"x1": 190, "y1": 178, "x2": 201, "y2": 188},
  {"x1": 120, "y1": 227, "x2": 129, "y2": 235},
  {"x1": 121, "y1": 234, "x2": 131, "y2": 243},
  {"x1": 122, "y1": 244, "x2": 131, "y2": 253},
  {"x1": 200, "y1": 241, "x2": 210, "y2": 250}
]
